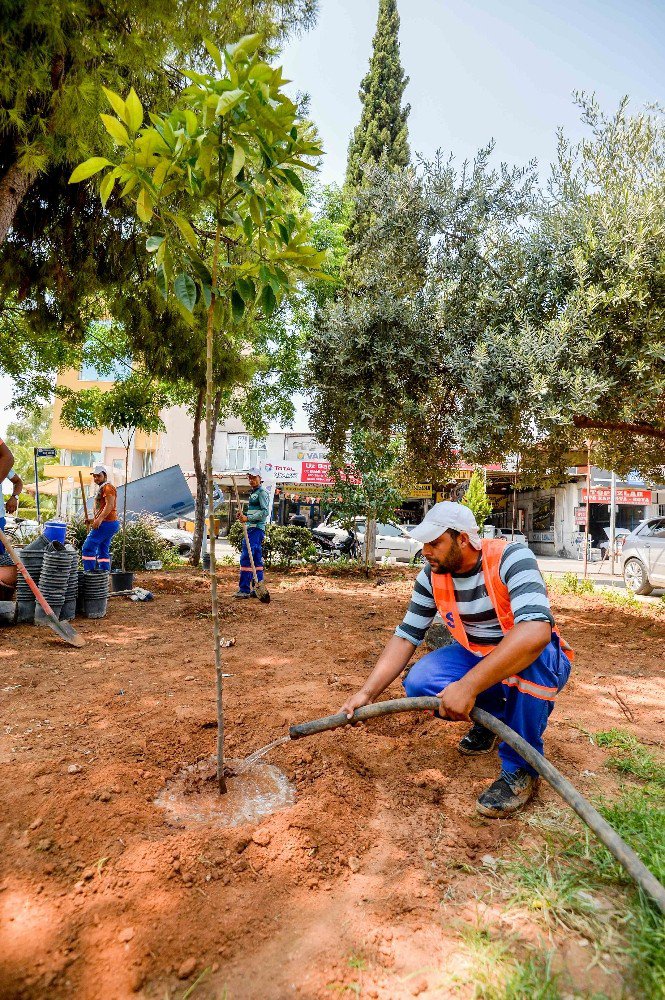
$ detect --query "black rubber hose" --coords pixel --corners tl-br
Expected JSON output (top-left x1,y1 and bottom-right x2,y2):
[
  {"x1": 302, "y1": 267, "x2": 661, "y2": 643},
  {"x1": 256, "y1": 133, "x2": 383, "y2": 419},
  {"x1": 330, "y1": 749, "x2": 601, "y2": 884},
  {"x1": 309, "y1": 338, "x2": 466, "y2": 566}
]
[{"x1": 289, "y1": 697, "x2": 665, "y2": 914}]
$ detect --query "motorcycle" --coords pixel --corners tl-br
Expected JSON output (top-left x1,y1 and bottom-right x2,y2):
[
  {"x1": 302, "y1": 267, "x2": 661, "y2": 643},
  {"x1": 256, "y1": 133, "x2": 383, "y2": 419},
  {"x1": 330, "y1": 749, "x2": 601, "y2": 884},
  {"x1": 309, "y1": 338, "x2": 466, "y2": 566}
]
[{"x1": 311, "y1": 526, "x2": 361, "y2": 561}]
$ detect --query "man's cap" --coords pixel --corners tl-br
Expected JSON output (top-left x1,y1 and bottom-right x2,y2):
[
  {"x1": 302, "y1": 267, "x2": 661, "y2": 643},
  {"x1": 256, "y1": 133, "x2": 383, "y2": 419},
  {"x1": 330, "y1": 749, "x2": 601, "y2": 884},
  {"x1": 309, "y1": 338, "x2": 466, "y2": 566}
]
[
  {"x1": 92, "y1": 464, "x2": 107, "y2": 476},
  {"x1": 247, "y1": 467, "x2": 262, "y2": 477},
  {"x1": 406, "y1": 501, "x2": 482, "y2": 549}
]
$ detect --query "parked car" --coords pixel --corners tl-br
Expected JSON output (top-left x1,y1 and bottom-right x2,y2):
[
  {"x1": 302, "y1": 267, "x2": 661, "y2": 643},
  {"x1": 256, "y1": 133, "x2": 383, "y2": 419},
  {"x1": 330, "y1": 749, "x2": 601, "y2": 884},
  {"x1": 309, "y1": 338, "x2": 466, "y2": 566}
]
[
  {"x1": 156, "y1": 523, "x2": 194, "y2": 557},
  {"x1": 354, "y1": 520, "x2": 424, "y2": 563},
  {"x1": 621, "y1": 517, "x2": 665, "y2": 595},
  {"x1": 500, "y1": 528, "x2": 529, "y2": 546}
]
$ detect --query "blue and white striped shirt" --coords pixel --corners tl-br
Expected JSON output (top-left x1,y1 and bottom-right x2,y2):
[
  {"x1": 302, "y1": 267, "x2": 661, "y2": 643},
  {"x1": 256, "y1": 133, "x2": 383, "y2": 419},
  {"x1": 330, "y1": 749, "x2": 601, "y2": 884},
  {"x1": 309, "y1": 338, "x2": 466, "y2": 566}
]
[{"x1": 395, "y1": 543, "x2": 554, "y2": 647}]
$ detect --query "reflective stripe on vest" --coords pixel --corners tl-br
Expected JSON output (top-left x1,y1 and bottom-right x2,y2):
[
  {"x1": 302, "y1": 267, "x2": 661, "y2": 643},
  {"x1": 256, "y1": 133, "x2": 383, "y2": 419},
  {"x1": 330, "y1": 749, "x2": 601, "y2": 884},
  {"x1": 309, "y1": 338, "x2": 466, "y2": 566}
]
[{"x1": 430, "y1": 538, "x2": 574, "y2": 664}]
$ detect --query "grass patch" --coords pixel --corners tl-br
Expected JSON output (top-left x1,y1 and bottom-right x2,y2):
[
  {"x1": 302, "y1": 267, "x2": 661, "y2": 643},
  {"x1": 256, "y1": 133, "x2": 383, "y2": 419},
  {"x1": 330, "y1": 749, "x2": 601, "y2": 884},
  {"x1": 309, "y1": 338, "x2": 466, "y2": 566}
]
[
  {"x1": 495, "y1": 732, "x2": 665, "y2": 997},
  {"x1": 459, "y1": 928, "x2": 562, "y2": 998},
  {"x1": 594, "y1": 729, "x2": 665, "y2": 789}
]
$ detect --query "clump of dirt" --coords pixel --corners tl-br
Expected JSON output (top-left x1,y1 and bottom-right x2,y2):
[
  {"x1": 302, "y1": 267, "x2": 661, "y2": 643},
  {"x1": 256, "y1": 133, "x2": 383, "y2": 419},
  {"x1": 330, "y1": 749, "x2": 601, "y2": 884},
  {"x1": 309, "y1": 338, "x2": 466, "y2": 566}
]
[{"x1": 1, "y1": 564, "x2": 663, "y2": 999}]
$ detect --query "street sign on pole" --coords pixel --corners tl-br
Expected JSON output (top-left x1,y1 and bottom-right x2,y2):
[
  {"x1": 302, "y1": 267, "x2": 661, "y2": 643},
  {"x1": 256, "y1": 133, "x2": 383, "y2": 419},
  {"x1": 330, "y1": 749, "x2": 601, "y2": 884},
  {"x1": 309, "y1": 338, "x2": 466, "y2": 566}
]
[{"x1": 33, "y1": 447, "x2": 57, "y2": 524}]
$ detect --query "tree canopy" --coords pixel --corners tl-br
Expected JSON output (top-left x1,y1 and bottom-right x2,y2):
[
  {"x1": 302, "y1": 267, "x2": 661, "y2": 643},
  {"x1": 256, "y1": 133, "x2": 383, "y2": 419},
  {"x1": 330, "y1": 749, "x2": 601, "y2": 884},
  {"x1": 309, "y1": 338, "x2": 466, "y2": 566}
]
[{"x1": 309, "y1": 97, "x2": 665, "y2": 484}]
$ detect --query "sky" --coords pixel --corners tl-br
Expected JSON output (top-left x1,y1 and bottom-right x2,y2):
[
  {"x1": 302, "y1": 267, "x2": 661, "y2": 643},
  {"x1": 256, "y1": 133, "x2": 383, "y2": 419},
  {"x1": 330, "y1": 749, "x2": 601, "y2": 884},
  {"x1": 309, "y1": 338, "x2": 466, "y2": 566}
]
[{"x1": 1, "y1": 0, "x2": 663, "y2": 438}]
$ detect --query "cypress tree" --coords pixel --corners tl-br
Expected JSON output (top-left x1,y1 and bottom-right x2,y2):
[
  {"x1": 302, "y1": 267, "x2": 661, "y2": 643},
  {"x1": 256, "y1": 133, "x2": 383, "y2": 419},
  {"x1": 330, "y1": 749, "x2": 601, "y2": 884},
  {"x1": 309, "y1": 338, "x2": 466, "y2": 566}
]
[{"x1": 346, "y1": 0, "x2": 410, "y2": 192}]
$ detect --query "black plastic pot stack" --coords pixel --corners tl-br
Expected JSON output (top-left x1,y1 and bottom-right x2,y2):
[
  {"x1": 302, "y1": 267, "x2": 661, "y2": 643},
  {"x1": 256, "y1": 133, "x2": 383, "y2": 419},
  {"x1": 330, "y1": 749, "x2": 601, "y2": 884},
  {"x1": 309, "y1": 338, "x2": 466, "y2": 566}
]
[
  {"x1": 16, "y1": 547, "x2": 46, "y2": 623},
  {"x1": 34, "y1": 542, "x2": 71, "y2": 624},
  {"x1": 60, "y1": 547, "x2": 80, "y2": 622},
  {"x1": 80, "y1": 571, "x2": 109, "y2": 619}
]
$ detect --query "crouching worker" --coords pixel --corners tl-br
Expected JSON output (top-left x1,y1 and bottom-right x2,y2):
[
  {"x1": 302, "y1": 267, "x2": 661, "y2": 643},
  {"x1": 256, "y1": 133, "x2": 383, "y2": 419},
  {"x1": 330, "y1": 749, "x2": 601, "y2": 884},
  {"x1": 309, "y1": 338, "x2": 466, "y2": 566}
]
[
  {"x1": 82, "y1": 465, "x2": 120, "y2": 572},
  {"x1": 340, "y1": 502, "x2": 573, "y2": 818}
]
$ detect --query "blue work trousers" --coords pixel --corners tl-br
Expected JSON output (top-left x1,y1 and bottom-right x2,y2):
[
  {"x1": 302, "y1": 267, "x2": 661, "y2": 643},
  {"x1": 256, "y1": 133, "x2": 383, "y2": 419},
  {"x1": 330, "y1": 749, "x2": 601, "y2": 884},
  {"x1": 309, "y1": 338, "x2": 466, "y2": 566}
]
[
  {"x1": 403, "y1": 635, "x2": 571, "y2": 776},
  {"x1": 238, "y1": 527, "x2": 265, "y2": 593},
  {"x1": 82, "y1": 520, "x2": 120, "y2": 571}
]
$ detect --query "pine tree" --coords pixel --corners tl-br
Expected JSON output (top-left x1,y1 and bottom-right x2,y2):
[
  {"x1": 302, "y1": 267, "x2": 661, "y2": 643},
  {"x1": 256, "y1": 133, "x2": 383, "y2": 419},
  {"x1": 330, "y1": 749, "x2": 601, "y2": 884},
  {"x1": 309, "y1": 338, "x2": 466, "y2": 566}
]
[
  {"x1": 346, "y1": 0, "x2": 410, "y2": 192},
  {"x1": 462, "y1": 471, "x2": 493, "y2": 529}
]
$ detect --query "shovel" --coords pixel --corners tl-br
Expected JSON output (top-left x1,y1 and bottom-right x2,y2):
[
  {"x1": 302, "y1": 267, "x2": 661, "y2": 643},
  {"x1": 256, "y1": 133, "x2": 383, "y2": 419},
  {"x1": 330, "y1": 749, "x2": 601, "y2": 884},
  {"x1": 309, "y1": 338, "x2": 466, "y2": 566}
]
[
  {"x1": 0, "y1": 528, "x2": 86, "y2": 648},
  {"x1": 231, "y1": 476, "x2": 270, "y2": 603}
]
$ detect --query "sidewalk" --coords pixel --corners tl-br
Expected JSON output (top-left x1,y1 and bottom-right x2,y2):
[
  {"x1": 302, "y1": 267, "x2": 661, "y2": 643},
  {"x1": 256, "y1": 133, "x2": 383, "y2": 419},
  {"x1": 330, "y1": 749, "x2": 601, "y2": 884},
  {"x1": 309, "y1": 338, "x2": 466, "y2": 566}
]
[{"x1": 536, "y1": 554, "x2": 625, "y2": 587}]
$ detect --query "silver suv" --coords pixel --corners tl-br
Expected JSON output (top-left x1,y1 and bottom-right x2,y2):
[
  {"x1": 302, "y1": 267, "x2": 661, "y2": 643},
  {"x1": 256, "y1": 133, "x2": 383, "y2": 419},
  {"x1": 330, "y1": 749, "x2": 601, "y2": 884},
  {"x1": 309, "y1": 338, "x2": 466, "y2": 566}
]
[{"x1": 621, "y1": 518, "x2": 665, "y2": 595}]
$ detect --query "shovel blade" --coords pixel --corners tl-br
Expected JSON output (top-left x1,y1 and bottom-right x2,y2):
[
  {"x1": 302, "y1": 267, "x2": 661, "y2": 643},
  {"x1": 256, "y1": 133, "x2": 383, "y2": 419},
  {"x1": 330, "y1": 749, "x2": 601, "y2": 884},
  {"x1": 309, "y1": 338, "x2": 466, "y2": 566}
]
[
  {"x1": 35, "y1": 612, "x2": 86, "y2": 648},
  {"x1": 254, "y1": 582, "x2": 271, "y2": 603}
]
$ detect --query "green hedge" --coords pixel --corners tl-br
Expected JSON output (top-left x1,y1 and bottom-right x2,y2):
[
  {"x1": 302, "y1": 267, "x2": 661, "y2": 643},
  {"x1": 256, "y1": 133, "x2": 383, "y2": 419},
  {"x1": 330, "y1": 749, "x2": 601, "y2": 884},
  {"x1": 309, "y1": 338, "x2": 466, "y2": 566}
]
[{"x1": 228, "y1": 521, "x2": 315, "y2": 568}]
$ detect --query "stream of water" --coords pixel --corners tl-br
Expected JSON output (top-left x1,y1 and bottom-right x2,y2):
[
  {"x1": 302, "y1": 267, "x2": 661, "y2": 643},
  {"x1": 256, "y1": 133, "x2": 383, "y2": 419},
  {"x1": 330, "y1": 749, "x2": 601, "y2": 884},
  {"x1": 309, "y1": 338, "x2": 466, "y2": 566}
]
[{"x1": 232, "y1": 734, "x2": 291, "y2": 773}]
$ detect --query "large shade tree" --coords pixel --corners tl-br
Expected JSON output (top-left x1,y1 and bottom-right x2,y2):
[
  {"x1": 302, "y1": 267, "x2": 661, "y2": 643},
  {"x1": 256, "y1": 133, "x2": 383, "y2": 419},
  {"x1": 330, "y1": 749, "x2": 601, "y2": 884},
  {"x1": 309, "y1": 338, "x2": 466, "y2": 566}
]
[
  {"x1": 0, "y1": 0, "x2": 318, "y2": 436},
  {"x1": 310, "y1": 98, "x2": 665, "y2": 487}
]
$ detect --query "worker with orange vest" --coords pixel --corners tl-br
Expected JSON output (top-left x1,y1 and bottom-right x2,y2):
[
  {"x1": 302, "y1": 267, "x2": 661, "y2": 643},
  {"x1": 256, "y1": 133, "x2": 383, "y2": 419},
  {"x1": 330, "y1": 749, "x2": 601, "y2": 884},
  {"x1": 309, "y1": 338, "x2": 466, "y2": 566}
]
[{"x1": 340, "y1": 502, "x2": 572, "y2": 818}]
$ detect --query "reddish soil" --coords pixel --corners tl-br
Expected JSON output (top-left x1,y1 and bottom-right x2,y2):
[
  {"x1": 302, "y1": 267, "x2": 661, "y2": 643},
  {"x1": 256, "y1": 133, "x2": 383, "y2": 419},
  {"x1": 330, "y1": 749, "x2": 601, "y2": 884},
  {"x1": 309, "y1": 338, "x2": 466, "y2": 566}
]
[{"x1": 1, "y1": 567, "x2": 663, "y2": 999}]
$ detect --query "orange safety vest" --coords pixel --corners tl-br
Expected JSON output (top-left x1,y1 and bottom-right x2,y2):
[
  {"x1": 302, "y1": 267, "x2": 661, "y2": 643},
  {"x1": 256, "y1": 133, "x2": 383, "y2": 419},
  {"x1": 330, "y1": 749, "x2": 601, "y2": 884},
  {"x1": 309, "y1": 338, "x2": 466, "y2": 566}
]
[{"x1": 431, "y1": 538, "x2": 574, "y2": 664}]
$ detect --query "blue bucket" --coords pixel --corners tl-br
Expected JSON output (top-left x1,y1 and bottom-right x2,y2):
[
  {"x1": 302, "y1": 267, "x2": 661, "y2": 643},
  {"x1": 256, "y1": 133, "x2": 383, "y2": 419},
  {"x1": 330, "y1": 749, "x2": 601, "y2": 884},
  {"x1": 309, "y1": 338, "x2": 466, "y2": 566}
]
[{"x1": 43, "y1": 520, "x2": 67, "y2": 545}]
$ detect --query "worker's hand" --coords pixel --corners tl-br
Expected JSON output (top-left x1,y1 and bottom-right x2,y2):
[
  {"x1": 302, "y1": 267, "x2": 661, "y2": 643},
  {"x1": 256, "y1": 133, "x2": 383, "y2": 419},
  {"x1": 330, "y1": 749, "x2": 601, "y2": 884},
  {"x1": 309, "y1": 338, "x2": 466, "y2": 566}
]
[
  {"x1": 437, "y1": 680, "x2": 476, "y2": 723},
  {"x1": 84, "y1": 517, "x2": 91, "y2": 526},
  {"x1": 91, "y1": 519, "x2": 101, "y2": 531},
  {"x1": 5, "y1": 496, "x2": 17, "y2": 514},
  {"x1": 237, "y1": 513, "x2": 248, "y2": 523},
  {"x1": 339, "y1": 689, "x2": 373, "y2": 721}
]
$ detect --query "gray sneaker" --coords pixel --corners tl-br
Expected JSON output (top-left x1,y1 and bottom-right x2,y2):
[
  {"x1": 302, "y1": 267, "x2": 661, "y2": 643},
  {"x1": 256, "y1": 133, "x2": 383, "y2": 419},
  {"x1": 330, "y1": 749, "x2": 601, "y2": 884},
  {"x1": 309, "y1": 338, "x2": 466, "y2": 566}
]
[
  {"x1": 232, "y1": 590, "x2": 251, "y2": 599},
  {"x1": 476, "y1": 768, "x2": 539, "y2": 818}
]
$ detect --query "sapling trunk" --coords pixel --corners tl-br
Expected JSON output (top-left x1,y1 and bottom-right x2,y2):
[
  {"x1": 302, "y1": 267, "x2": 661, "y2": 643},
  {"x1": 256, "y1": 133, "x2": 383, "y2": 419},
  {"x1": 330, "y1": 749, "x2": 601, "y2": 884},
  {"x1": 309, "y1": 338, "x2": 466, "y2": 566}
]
[
  {"x1": 365, "y1": 514, "x2": 377, "y2": 572},
  {"x1": 206, "y1": 223, "x2": 226, "y2": 795},
  {"x1": 121, "y1": 438, "x2": 130, "y2": 572}
]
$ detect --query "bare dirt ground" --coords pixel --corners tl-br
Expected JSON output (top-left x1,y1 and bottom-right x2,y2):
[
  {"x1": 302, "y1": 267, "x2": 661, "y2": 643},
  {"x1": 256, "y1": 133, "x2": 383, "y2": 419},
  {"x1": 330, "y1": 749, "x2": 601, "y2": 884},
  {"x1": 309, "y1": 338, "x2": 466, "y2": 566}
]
[{"x1": 1, "y1": 567, "x2": 664, "y2": 999}]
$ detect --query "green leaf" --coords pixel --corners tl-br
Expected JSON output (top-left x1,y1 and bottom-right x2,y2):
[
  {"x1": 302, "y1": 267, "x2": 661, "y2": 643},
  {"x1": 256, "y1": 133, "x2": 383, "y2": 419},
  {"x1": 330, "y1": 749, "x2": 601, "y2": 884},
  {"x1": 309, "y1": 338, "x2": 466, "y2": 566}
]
[
  {"x1": 248, "y1": 62, "x2": 273, "y2": 82},
  {"x1": 282, "y1": 168, "x2": 304, "y2": 195},
  {"x1": 261, "y1": 284, "x2": 277, "y2": 317},
  {"x1": 215, "y1": 89, "x2": 245, "y2": 117},
  {"x1": 102, "y1": 87, "x2": 128, "y2": 124},
  {"x1": 231, "y1": 145, "x2": 246, "y2": 178},
  {"x1": 146, "y1": 235, "x2": 165, "y2": 252},
  {"x1": 243, "y1": 216, "x2": 254, "y2": 241},
  {"x1": 156, "y1": 265, "x2": 168, "y2": 301},
  {"x1": 136, "y1": 188, "x2": 153, "y2": 222},
  {"x1": 125, "y1": 88, "x2": 143, "y2": 132},
  {"x1": 183, "y1": 109, "x2": 197, "y2": 136},
  {"x1": 232, "y1": 34, "x2": 262, "y2": 58},
  {"x1": 204, "y1": 39, "x2": 223, "y2": 71},
  {"x1": 201, "y1": 283, "x2": 212, "y2": 309},
  {"x1": 100, "y1": 114, "x2": 129, "y2": 146},
  {"x1": 69, "y1": 157, "x2": 112, "y2": 184},
  {"x1": 99, "y1": 170, "x2": 115, "y2": 206},
  {"x1": 236, "y1": 277, "x2": 256, "y2": 304},
  {"x1": 174, "y1": 216, "x2": 198, "y2": 250},
  {"x1": 231, "y1": 290, "x2": 245, "y2": 321},
  {"x1": 174, "y1": 273, "x2": 197, "y2": 312}
]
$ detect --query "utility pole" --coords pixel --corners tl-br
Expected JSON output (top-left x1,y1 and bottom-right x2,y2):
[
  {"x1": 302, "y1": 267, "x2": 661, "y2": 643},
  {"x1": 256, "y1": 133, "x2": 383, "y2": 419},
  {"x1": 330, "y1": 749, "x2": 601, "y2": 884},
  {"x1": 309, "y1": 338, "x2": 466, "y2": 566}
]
[
  {"x1": 583, "y1": 439, "x2": 592, "y2": 580},
  {"x1": 609, "y1": 470, "x2": 617, "y2": 577}
]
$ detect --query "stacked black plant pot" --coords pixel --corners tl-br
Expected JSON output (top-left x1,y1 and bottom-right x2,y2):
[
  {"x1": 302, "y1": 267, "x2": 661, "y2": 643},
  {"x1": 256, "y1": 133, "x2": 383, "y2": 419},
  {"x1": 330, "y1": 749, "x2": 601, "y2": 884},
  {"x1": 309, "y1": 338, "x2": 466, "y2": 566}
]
[
  {"x1": 80, "y1": 571, "x2": 109, "y2": 619},
  {"x1": 16, "y1": 547, "x2": 46, "y2": 623},
  {"x1": 34, "y1": 542, "x2": 71, "y2": 624},
  {"x1": 59, "y1": 547, "x2": 80, "y2": 622}
]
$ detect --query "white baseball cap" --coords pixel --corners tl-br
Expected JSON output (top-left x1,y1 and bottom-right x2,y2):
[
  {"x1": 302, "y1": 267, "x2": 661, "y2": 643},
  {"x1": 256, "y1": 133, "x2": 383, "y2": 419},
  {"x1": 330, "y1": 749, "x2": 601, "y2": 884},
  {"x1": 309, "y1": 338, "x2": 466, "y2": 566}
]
[
  {"x1": 92, "y1": 464, "x2": 107, "y2": 476},
  {"x1": 247, "y1": 467, "x2": 262, "y2": 477},
  {"x1": 406, "y1": 501, "x2": 482, "y2": 549}
]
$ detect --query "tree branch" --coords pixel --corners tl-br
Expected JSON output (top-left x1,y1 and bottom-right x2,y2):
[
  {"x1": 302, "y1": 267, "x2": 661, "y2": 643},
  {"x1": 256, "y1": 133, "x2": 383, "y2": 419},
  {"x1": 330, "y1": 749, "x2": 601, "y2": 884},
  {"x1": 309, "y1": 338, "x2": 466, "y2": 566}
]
[{"x1": 573, "y1": 415, "x2": 665, "y2": 441}]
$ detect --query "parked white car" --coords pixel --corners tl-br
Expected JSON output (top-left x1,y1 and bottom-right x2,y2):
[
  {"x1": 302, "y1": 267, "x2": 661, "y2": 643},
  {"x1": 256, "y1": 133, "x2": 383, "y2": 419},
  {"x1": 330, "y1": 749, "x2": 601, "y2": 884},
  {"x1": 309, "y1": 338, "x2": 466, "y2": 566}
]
[
  {"x1": 355, "y1": 520, "x2": 424, "y2": 563},
  {"x1": 500, "y1": 528, "x2": 528, "y2": 546},
  {"x1": 156, "y1": 523, "x2": 194, "y2": 557}
]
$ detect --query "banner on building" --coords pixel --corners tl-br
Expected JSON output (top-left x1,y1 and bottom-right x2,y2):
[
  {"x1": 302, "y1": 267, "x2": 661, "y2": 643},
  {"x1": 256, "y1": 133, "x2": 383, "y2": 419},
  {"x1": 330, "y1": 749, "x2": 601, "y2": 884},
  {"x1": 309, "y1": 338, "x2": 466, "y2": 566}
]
[
  {"x1": 582, "y1": 487, "x2": 652, "y2": 505},
  {"x1": 261, "y1": 460, "x2": 360, "y2": 486}
]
